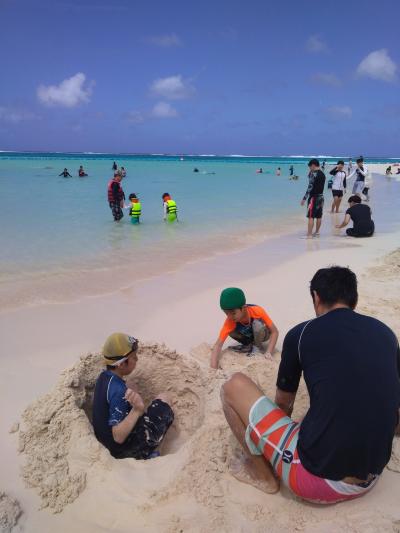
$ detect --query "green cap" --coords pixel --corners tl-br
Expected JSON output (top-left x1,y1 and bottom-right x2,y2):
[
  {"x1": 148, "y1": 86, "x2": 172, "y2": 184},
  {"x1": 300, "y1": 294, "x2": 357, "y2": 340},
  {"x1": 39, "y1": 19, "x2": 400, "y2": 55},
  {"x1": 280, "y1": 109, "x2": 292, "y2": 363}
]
[{"x1": 220, "y1": 287, "x2": 246, "y2": 310}]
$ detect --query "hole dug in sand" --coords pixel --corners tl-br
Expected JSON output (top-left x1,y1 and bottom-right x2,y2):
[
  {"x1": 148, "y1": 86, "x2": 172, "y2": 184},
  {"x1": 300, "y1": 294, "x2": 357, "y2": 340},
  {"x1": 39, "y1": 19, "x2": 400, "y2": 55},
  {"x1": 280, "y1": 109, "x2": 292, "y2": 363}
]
[{"x1": 18, "y1": 343, "x2": 206, "y2": 513}]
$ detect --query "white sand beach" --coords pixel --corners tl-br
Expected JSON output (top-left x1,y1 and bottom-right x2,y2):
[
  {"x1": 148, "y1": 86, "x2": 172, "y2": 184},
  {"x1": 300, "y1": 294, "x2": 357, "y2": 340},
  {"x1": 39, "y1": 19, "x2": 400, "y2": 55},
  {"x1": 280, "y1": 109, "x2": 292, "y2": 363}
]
[{"x1": 1, "y1": 171, "x2": 400, "y2": 532}]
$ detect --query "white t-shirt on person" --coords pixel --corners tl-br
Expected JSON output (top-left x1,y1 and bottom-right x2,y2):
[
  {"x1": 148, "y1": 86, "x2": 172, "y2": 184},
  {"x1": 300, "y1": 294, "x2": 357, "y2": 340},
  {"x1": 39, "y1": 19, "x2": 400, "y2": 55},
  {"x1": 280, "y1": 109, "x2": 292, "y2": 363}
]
[{"x1": 332, "y1": 171, "x2": 346, "y2": 190}]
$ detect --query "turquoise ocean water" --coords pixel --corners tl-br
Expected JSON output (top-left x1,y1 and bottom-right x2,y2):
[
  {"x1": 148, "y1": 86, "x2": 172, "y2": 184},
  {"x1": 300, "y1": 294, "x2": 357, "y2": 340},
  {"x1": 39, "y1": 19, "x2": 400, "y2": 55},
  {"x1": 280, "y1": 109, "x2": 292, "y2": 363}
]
[{"x1": 1, "y1": 152, "x2": 398, "y2": 308}]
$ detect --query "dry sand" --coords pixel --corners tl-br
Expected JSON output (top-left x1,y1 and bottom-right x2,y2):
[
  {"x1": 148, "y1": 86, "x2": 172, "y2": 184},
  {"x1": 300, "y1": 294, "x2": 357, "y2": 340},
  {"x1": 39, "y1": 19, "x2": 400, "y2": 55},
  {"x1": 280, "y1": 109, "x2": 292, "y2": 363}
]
[{"x1": 6, "y1": 247, "x2": 400, "y2": 533}]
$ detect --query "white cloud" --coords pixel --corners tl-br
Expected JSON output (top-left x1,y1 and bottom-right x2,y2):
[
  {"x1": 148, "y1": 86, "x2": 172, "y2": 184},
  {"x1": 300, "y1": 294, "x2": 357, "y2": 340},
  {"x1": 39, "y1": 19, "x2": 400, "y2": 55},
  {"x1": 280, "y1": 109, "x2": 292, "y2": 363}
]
[
  {"x1": 322, "y1": 106, "x2": 352, "y2": 120},
  {"x1": 0, "y1": 106, "x2": 39, "y2": 123},
  {"x1": 125, "y1": 110, "x2": 145, "y2": 124},
  {"x1": 37, "y1": 72, "x2": 93, "y2": 107},
  {"x1": 356, "y1": 49, "x2": 397, "y2": 82},
  {"x1": 311, "y1": 73, "x2": 342, "y2": 87},
  {"x1": 150, "y1": 75, "x2": 195, "y2": 100},
  {"x1": 147, "y1": 33, "x2": 182, "y2": 47},
  {"x1": 306, "y1": 35, "x2": 327, "y2": 53},
  {"x1": 151, "y1": 102, "x2": 178, "y2": 118}
]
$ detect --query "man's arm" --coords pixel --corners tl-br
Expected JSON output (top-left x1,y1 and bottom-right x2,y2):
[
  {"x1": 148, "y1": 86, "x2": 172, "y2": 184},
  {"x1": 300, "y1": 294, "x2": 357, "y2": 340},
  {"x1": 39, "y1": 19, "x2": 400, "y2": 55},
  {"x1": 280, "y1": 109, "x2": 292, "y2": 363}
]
[
  {"x1": 275, "y1": 388, "x2": 297, "y2": 417},
  {"x1": 336, "y1": 213, "x2": 351, "y2": 229},
  {"x1": 210, "y1": 338, "x2": 224, "y2": 369},
  {"x1": 111, "y1": 389, "x2": 145, "y2": 444},
  {"x1": 301, "y1": 173, "x2": 314, "y2": 204},
  {"x1": 347, "y1": 169, "x2": 356, "y2": 181}
]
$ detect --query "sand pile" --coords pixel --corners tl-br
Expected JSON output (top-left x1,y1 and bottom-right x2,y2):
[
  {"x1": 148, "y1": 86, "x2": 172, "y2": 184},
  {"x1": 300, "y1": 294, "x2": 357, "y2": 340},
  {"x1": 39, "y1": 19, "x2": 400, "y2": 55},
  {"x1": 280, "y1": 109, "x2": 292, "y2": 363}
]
[
  {"x1": 0, "y1": 492, "x2": 22, "y2": 533},
  {"x1": 18, "y1": 343, "x2": 207, "y2": 513}
]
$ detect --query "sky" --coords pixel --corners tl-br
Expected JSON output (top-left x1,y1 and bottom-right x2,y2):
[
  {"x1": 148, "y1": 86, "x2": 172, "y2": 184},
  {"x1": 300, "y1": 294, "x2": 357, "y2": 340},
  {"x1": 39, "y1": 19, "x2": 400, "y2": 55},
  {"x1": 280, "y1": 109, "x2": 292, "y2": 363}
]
[{"x1": 0, "y1": 0, "x2": 399, "y2": 155}]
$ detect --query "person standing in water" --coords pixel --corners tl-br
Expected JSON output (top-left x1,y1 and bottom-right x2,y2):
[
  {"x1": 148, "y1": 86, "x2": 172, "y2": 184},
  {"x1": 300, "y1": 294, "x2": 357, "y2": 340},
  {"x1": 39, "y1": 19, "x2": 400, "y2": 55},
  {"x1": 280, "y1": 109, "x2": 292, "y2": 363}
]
[
  {"x1": 348, "y1": 159, "x2": 353, "y2": 174},
  {"x1": 128, "y1": 193, "x2": 141, "y2": 224},
  {"x1": 59, "y1": 168, "x2": 72, "y2": 177},
  {"x1": 348, "y1": 158, "x2": 368, "y2": 196},
  {"x1": 112, "y1": 161, "x2": 118, "y2": 171},
  {"x1": 162, "y1": 193, "x2": 178, "y2": 223},
  {"x1": 329, "y1": 160, "x2": 346, "y2": 213},
  {"x1": 289, "y1": 165, "x2": 294, "y2": 177},
  {"x1": 78, "y1": 165, "x2": 88, "y2": 177},
  {"x1": 301, "y1": 159, "x2": 326, "y2": 238},
  {"x1": 107, "y1": 171, "x2": 125, "y2": 222},
  {"x1": 276, "y1": 167, "x2": 281, "y2": 176}
]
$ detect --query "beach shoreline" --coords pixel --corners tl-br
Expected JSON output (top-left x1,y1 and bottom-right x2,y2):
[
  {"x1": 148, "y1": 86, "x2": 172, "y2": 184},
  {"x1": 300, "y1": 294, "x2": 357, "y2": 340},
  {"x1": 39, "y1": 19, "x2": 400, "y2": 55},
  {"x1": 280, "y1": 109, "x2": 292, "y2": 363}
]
[{"x1": 1, "y1": 166, "x2": 400, "y2": 532}]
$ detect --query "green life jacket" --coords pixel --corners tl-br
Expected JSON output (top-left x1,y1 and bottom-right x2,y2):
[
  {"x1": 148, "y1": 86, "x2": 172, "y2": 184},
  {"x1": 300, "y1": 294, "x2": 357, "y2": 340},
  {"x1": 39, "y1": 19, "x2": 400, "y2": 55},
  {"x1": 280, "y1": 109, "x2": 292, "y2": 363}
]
[
  {"x1": 130, "y1": 201, "x2": 141, "y2": 217},
  {"x1": 166, "y1": 199, "x2": 177, "y2": 214}
]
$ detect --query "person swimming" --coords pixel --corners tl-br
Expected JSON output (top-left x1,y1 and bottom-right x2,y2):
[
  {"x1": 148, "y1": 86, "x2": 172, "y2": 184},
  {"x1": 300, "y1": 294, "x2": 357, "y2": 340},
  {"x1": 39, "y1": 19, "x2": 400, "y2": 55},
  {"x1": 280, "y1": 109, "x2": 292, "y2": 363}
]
[
  {"x1": 78, "y1": 165, "x2": 88, "y2": 177},
  {"x1": 59, "y1": 168, "x2": 72, "y2": 177},
  {"x1": 162, "y1": 193, "x2": 178, "y2": 223},
  {"x1": 256, "y1": 168, "x2": 263, "y2": 174}
]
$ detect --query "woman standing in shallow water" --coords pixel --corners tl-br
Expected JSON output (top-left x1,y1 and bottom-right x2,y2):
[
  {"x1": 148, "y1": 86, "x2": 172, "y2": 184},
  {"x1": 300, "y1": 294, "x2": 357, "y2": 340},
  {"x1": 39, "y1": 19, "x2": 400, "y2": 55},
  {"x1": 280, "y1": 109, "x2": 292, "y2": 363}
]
[{"x1": 329, "y1": 160, "x2": 347, "y2": 213}]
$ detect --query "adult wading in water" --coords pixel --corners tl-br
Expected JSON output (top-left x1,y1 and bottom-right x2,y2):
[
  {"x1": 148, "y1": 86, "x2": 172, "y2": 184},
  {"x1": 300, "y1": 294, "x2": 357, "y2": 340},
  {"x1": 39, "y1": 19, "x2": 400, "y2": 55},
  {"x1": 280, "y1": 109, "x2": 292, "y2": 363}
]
[{"x1": 108, "y1": 171, "x2": 125, "y2": 221}]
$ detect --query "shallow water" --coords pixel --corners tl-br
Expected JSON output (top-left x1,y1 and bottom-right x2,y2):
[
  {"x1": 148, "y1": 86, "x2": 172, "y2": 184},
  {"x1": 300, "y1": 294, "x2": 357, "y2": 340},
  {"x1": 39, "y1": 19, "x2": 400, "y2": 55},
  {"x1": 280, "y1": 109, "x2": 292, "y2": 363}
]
[{"x1": 1, "y1": 153, "x2": 399, "y2": 308}]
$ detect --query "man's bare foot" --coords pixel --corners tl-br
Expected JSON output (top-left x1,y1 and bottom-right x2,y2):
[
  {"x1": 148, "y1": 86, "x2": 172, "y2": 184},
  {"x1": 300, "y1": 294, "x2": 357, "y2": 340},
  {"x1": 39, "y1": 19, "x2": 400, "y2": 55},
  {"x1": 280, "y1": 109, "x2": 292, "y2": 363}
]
[{"x1": 229, "y1": 454, "x2": 279, "y2": 494}]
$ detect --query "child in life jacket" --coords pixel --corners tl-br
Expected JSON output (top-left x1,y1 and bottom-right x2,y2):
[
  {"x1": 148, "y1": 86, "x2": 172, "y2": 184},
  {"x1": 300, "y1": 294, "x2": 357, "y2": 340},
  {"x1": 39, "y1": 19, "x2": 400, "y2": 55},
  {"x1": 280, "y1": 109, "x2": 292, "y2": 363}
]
[
  {"x1": 128, "y1": 193, "x2": 141, "y2": 224},
  {"x1": 162, "y1": 193, "x2": 178, "y2": 223}
]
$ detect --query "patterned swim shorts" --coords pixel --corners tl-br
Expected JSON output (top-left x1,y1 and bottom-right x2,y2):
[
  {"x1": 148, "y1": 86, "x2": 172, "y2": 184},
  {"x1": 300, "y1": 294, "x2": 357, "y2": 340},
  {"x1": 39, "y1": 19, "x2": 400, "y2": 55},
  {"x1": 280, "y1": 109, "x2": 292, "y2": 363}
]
[{"x1": 245, "y1": 396, "x2": 378, "y2": 503}]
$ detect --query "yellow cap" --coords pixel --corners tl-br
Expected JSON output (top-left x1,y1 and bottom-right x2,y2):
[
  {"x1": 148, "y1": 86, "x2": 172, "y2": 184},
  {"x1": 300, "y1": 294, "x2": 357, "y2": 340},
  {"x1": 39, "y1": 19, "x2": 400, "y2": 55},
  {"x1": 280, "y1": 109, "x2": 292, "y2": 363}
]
[{"x1": 102, "y1": 333, "x2": 138, "y2": 366}]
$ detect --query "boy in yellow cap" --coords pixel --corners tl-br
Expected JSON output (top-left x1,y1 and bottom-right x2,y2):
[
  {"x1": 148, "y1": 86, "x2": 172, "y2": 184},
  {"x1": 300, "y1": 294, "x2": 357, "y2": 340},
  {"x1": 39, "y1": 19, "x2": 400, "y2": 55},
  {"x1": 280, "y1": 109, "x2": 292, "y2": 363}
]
[
  {"x1": 210, "y1": 288, "x2": 279, "y2": 369},
  {"x1": 92, "y1": 333, "x2": 174, "y2": 459}
]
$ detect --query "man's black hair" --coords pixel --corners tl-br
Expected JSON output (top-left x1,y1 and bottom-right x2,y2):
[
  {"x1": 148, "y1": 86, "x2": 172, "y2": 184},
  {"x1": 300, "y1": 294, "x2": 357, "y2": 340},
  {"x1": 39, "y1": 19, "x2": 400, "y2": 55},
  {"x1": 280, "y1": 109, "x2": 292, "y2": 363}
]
[
  {"x1": 129, "y1": 193, "x2": 137, "y2": 200},
  {"x1": 310, "y1": 266, "x2": 358, "y2": 309},
  {"x1": 337, "y1": 160, "x2": 345, "y2": 166},
  {"x1": 356, "y1": 158, "x2": 363, "y2": 164},
  {"x1": 308, "y1": 158, "x2": 320, "y2": 168},
  {"x1": 348, "y1": 195, "x2": 361, "y2": 204}
]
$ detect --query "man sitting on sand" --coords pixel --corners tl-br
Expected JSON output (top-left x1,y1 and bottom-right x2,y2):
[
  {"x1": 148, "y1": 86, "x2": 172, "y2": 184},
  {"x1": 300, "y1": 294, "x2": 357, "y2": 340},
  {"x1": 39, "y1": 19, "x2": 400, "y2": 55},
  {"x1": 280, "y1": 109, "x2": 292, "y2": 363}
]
[
  {"x1": 210, "y1": 288, "x2": 279, "y2": 369},
  {"x1": 92, "y1": 333, "x2": 174, "y2": 459},
  {"x1": 221, "y1": 267, "x2": 400, "y2": 503}
]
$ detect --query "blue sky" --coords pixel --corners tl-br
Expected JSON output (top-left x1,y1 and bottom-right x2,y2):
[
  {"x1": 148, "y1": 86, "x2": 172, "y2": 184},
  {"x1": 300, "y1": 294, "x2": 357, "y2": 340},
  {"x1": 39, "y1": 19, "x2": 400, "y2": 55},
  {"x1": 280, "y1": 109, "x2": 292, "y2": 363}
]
[{"x1": 0, "y1": 0, "x2": 399, "y2": 155}]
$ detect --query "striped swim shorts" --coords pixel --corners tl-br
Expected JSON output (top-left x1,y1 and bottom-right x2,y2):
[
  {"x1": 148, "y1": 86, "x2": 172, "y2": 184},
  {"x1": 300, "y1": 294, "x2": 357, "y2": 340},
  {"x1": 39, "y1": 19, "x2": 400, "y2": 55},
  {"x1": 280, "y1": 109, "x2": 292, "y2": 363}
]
[{"x1": 245, "y1": 396, "x2": 378, "y2": 504}]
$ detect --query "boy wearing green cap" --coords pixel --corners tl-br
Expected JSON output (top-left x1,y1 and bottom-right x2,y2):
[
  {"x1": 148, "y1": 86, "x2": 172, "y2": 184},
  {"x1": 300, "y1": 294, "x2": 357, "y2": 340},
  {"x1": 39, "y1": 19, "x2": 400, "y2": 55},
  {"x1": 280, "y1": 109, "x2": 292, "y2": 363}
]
[
  {"x1": 210, "y1": 288, "x2": 279, "y2": 369},
  {"x1": 92, "y1": 332, "x2": 174, "y2": 459}
]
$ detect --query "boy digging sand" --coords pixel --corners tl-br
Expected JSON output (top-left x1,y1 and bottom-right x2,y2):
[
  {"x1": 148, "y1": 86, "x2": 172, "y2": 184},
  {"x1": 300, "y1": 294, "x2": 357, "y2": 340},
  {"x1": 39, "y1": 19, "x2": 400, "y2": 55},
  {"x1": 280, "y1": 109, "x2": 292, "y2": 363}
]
[
  {"x1": 92, "y1": 333, "x2": 174, "y2": 459},
  {"x1": 210, "y1": 288, "x2": 279, "y2": 369}
]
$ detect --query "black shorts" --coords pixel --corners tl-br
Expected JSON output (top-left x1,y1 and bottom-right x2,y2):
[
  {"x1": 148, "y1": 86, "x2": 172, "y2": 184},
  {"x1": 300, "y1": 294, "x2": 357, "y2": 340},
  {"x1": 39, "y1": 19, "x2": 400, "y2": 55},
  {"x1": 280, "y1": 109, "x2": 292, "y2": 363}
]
[
  {"x1": 332, "y1": 189, "x2": 343, "y2": 198},
  {"x1": 109, "y1": 201, "x2": 124, "y2": 221},
  {"x1": 346, "y1": 223, "x2": 374, "y2": 238},
  {"x1": 306, "y1": 195, "x2": 324, "y2": 219},
  {"x1": 114, "y1": 399, "x2": 174, "y2": 460}
]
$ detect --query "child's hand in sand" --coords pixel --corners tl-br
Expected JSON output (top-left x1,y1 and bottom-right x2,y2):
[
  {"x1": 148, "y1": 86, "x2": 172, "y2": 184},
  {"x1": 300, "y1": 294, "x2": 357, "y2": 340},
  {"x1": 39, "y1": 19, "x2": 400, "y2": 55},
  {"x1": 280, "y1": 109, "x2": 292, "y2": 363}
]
[{"x1": 125, "y1": 389, "x2": 145, "y2": 414}]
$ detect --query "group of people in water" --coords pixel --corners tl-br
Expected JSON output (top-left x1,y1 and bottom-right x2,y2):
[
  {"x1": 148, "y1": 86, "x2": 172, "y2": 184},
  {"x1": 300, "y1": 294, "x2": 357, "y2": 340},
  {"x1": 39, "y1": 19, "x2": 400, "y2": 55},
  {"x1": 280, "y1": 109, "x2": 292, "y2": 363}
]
[
  {"x1": 92, "y1": 266, "x2": 400, "y2": 504},
  {"x1": 301, "y1": 157, "x2": 374, "y2": 239},
  {"x1": 107, "y1": 166, "x2": 177, "y2": 224}
]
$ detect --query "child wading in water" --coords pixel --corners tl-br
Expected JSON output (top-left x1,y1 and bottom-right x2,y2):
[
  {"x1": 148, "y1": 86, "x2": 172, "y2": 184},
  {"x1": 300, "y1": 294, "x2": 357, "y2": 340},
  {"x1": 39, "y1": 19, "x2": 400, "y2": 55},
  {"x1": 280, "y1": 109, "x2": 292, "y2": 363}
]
[
  {"x1": 162, "y1": 193, "x2": 178, "y2": 222},
  {"x1": 128, "y1": 193, "x2": 141, "y2": 224},
  {"x1": 210, "y1": 288, "x2": 279, "y2": 369}
]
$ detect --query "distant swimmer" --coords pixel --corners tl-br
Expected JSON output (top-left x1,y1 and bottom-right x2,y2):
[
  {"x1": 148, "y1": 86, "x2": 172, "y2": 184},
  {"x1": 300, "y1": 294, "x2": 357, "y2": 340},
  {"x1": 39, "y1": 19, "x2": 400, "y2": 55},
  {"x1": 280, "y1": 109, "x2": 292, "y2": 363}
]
[
  {"x1": 396, "y1": 168, "x2": 400, "y2": 175},
  {"x1": 162, "y1": 192, "x2": 178, "y2": 223},
  {"x1": 193, "y1": 168, "x2": 199, "y2": 173},
  {"x1": 78, "y1": 165, "x2": 88, "y2": 177},
  {"x1": 289, "y1": 165, "x2": 294, "y2": 176},
  {"x1": 276, "y1": 167, "x2": 281, "y2": 176},
  {"x1": 59, "y1": 168, "x2": 72, "y2": 177},
  {"x1": 107, "y1": 171, "x2": 125, "y2": 222},
  {"x1": 336, "y1": 195, "x2": 374, "y2": 237},
  {"x1": 321, "y1": 160, "x2": 326, "y2": 171},
  {"x1": 289, "y1": 175, "x2": 299, "y2": 181},
  {"x1": 120, "y1": 166, "x2": 127, "y2": 177},
  {"x1": 128, "y1": 193, "x2": 141, "y2": 224},
  {"x1": 112, "y1": 161, "x2": 118, "y2": 171},
  {"x1": 256, "y1": 168, "x2": 263, "y2": 174},
  {"x1": 329, "y1": 160, "x2": 347, "y2": 214}
]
